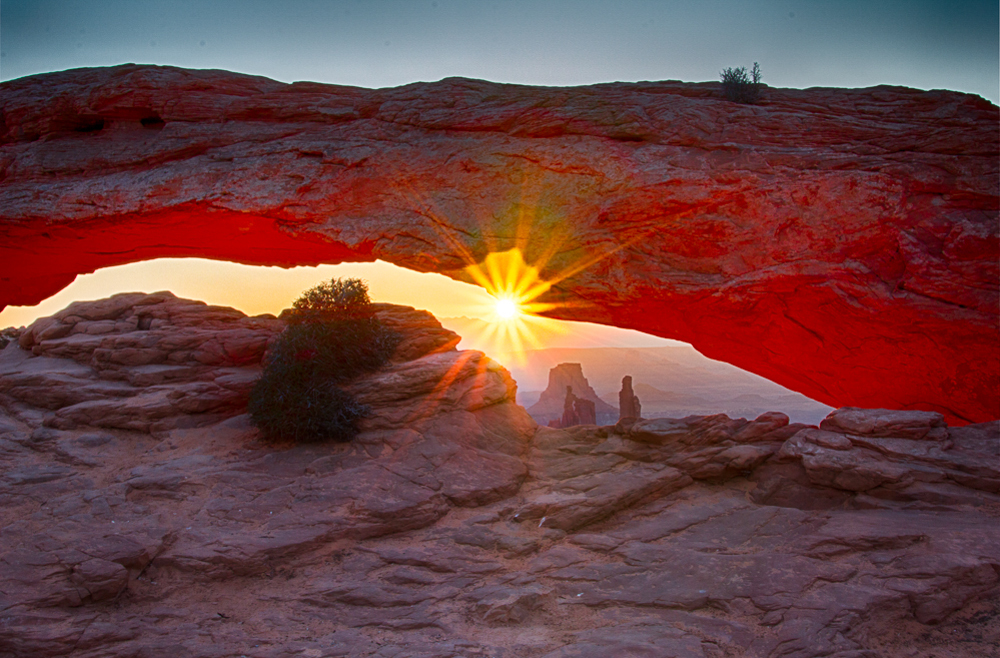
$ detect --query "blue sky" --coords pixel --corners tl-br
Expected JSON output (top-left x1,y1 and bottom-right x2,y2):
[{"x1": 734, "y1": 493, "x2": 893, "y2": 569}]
[{"x1": 2, "y1": 0, "x2": 998, "y2": 103}]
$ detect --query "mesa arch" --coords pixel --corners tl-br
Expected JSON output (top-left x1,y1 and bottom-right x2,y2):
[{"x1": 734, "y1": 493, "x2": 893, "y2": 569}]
[{"x1": 1, "y1": 65, "x2": 997, "y2": 424}]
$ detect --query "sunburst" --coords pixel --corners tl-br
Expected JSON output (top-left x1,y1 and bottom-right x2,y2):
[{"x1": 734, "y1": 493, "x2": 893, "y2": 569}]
[
  {"x1": 387, "y1": 159, "x2": 650, "y2": 364},
  {"x1": 494, "y1": 296, "x2": 520, "y2": 320},
  {"x1": 461, "y1": 248, "x2": 570, "y2": 364}
]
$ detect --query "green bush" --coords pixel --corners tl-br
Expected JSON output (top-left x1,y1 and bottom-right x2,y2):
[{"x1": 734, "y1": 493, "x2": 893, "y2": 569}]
[
  {"x1": 248, "y1": 359, "x2": 370, "y2": 443},
  {"x1": 721, "y1": 62, "x2": 762, "y2": 104},
  {"x1": 286, "y1": 277, "x2": 374, "y2": 325},
  {"x1": 267, "y1": 319, "x2": 399, "y2": 381},
  {"x1": 248, "y1": 278, "x2": 399, "y2": 443}
]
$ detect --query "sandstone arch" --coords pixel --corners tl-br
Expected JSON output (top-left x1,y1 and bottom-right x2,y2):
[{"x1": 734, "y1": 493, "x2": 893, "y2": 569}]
[{"x1": 1, "y1": 65, "x2": 997, "y2": 423}]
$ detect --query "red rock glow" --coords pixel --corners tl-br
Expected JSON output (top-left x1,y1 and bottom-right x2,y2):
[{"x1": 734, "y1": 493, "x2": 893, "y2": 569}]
[{"x1": 1, "y1": 65, "x2": 997, "y2": 423}]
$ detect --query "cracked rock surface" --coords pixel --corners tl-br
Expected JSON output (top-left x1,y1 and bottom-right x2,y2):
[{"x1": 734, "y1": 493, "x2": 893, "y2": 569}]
[{"x1": 1, "y1": 296, "x2": 998, "y2": 657}]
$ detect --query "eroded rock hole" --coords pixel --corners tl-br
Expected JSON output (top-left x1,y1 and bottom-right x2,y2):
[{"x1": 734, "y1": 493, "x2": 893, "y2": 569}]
[
  {"x1": 72, "y1": 117, "x2": 105, "y2": 133},
  {"x1": 140, "y1": 116, "x2": 165, "y2": 129}
]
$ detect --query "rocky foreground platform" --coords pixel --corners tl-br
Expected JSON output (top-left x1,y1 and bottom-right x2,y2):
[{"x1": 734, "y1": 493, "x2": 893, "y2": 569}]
[{"x1": 0, "y1": 294, "x2": 997, "y2": 657}]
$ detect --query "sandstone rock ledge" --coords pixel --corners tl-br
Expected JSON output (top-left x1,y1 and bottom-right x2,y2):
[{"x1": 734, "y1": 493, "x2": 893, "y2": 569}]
[{"x1": 0, "y1": 295, "x2": 997, "y2": 657}]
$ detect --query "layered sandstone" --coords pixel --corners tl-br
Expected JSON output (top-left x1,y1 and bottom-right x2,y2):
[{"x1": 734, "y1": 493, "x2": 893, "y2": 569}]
[
  {"x1": 5, "y1": 291, "x2": 281, "y2": 432},
  {"x1": 0, "y1": 295, "x2": 997, "y2": 655},
  {"x1": 1, "y1": 65, "x2": 998, "y2": 423}
]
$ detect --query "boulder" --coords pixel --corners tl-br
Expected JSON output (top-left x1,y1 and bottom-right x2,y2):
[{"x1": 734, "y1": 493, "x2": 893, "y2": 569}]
[
  {"x1": 772, "y1": 414, "x2": 1000, "y2": 501},
  {"x1": 1, "y1": 291, "x2": 282, "y2": 432},
  {"x1": 820, "y1": 406, "x2": 948, "y2": 441}
]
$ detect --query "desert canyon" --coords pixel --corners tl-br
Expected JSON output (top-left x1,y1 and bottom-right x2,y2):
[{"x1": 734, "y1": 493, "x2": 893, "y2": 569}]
[{"x1": 0, "y1": 66, "x2": 998, "y2": 657}]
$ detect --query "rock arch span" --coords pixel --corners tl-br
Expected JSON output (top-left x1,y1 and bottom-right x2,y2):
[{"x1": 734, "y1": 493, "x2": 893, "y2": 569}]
[{"x1": 1, "y1": 65, "x2": 997, "y2": 423}]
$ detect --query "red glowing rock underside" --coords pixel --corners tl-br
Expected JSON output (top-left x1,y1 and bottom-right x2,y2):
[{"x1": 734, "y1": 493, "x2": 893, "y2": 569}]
[{"x1": 0, "y1": 65, "x2": 997, "y2": 423}]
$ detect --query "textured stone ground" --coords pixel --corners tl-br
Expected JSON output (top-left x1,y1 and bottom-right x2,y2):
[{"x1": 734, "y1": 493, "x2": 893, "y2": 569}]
[{"x1": 1, "y1": 297, "x2": 998, "y2": 657}]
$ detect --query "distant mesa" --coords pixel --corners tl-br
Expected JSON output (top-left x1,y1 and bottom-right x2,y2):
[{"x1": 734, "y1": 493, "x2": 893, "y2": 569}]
[
  {"x1": 527, "y1": 363, "x2": 617, "y2": 426},
  {"x1": 545, "y1": 372, "x2": 645, "y2": 431},
  {"x1": 509, "y1": 346, "x2": 836, "y2": 426}
]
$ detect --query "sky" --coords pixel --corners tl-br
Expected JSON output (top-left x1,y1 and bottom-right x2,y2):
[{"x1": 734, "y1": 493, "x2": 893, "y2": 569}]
[
  {"x1": 2, "y1": 0, "x2": 997, "y2": 101},
  {"x1": 1, "y1": 0, "x2": 997, "y2": 351}
]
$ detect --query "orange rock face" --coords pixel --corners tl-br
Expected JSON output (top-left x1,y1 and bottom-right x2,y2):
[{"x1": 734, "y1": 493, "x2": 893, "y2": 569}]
[{"x1": 1, "y1": 65, "x2": 997, "y2": 423}]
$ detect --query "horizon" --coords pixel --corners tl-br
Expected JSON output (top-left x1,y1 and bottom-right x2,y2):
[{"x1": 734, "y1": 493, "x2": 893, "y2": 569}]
[
  {"x1": 0, "y1": 256, "x2": 685, "y2": 355},
  {"x1": 3, "y1": 0, "x2": 997, "y2": 102},
  {"x1": 10, "y1": 61, "x2": 1000, "y2": 101}
]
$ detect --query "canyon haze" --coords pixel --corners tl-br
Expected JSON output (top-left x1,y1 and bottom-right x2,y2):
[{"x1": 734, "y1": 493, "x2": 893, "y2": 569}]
[{"x1": 439, "y1": 316, "x2": 834, "y2": 426}]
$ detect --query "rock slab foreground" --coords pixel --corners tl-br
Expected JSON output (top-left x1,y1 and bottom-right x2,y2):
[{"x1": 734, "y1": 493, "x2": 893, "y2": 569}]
[{"x1": 0, "y1": 294, "x2": 997, "y2": 657}]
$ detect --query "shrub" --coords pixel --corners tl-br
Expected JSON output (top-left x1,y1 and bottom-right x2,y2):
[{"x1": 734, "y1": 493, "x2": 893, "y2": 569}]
[
  {"x1": 248, "y1": 278, "x2": 399, "y2": 443},
  {"x1": 267, "y1": 319, "x2": 399, "y2": 381},
  {"x1": 248, "y1": 359, "x2": 370, "y2": 443},
  {"x1": 286, "y1": 277, "x2": 373, "y2": 325},
  {"x1": 721, "y1": 62, "x2": 762, "y2": 104}
]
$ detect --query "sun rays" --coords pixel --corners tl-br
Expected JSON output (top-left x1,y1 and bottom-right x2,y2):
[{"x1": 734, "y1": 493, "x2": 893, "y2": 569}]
[
  {"x1": 461, "y1": 248, "x2": 569, "y2": 365},
  {"x1": 381, "y1": 156, "x2": 655, "y2": 366}
]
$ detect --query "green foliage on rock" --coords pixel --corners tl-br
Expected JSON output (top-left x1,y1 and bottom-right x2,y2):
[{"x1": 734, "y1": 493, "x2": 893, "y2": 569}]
[
  {"x1": 248, "y1": 278, "x2": 399, "y2": 443},
  {"x1": 286, "y1": 277, "x2": 374, "y2": 325},
  {"x1": 721, "y1": 62, "x2": 762, "y2": 104},
  {"x1": 249, "y1": 362, "x2": 370, "y2": 443}
]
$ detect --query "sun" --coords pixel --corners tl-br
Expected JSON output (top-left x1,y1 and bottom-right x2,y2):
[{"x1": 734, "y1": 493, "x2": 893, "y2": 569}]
[
  {"x1": 494, "y1": 296, "x2": 520, "y2": 320},
  {"x1": 465, "y1": 249, "x2": 555, "y2": 325},
  {"x1": 459, "y1": 248, "x2": 572, "y2": 363}
]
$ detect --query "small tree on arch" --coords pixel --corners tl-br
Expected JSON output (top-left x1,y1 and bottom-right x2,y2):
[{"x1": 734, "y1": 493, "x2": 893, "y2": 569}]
[{"x1": 721, "y1": 62, "x2": 762, "y2": 104}]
